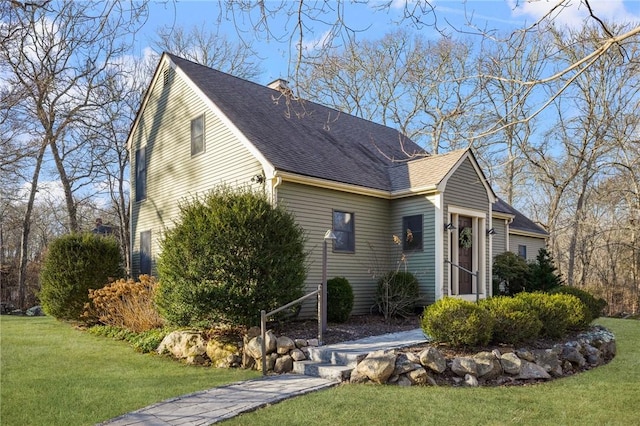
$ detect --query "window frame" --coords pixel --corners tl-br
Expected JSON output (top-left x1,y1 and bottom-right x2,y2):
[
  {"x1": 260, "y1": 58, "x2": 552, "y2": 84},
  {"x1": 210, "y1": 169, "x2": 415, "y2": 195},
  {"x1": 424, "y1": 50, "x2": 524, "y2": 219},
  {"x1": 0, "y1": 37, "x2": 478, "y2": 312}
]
[
  {"x1": 190, "y1": 114, "x2": 205, "y2": 156},
  {"x1": 402, "y1": 214, "x2": 423, "y2": 252},
  {"x1": 332, "y1": 210, "x2": 355, "y2": 253},
  {"x1": 518, "y1": 244, "x2": 527, "y2": 259},
  {"x1": 135, "y1": 146, "x2": 146, "y2": 202}
]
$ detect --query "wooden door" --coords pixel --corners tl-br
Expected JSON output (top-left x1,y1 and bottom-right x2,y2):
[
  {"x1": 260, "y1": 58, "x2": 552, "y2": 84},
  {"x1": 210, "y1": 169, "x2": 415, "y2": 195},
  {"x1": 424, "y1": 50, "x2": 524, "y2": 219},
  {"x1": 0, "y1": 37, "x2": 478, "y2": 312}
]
[{"x1": 458, "y1": 216, "x2": 473, "y2": 294}]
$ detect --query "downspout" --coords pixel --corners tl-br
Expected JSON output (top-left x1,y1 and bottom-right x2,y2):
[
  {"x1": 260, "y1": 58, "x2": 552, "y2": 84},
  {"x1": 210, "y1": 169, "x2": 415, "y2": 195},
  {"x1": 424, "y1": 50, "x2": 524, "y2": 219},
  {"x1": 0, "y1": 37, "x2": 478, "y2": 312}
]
[{"x1": 270, "y1": 173, "x2": 282, "y2": 206}]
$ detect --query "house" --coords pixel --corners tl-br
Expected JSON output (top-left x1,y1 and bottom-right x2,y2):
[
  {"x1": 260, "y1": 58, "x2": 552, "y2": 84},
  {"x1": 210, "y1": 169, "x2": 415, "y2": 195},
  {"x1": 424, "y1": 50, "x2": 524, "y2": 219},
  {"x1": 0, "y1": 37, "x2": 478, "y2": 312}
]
[
  {"x1": 492, "y1": 198, "x2": 549, "y2": 262},
  {"x1": 127, "y1": 53, "x2": 546, "y2": 316}
]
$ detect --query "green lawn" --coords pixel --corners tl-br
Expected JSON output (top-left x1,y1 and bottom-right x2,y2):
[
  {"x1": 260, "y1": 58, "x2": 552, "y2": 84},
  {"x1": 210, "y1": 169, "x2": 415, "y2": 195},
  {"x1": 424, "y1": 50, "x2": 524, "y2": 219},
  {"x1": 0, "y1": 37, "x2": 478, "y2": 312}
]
[
  {"x1": 1, "y1": 317, "x2": 638, "y2": 426},
  {"x1": 0, "y1": 316, "x2": 259, "y2": 426},
  {"x1": 224, "y1": 317, "x2": 639, "y2": 426}
]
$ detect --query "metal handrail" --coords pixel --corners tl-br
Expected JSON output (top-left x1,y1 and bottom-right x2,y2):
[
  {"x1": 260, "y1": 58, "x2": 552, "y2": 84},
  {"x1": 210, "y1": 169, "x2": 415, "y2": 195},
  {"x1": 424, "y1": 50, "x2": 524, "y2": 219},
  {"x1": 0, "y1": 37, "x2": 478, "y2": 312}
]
[
  {"x1": 260, "y1": 283, "x2": 322, "y2": 375},
  {"x1": 445, "y1": 260, "x2": 480, "y2": 302}
]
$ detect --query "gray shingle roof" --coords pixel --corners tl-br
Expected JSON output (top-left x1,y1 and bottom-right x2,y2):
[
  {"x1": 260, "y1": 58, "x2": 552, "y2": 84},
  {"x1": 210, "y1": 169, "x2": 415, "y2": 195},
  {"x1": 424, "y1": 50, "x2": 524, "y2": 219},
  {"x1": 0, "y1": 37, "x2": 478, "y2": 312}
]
[
  {"x1": 167, "y1": 53, "x2": 425, "y2": 192},
  {"x1": 493, "y1": 198, "x2": 548, "y2": 236}
]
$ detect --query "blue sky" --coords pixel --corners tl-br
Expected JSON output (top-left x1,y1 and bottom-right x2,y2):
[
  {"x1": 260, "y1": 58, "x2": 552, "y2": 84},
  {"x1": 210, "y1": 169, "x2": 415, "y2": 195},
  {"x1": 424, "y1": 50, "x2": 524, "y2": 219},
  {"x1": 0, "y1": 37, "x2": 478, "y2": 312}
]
[{"x1": 134, "y1": 0, "x2": 640, "y2": 84}]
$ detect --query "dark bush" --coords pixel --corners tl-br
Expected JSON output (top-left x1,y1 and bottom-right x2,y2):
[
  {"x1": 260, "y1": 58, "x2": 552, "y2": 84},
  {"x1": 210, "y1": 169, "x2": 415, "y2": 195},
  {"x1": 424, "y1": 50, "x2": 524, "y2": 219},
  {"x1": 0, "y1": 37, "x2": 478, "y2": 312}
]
[
  {"x1": 375, "y1": 271, "x2": 420, "y2": 320},
  {"x1": 528, "y1": 248, "x2": 563, "y2": 292},
  {"x1": 549, "y1": 286, "x2": 606, "y2": 323},
  {"x1": 480, "y1": 296, "x2": 542, "y2": 344},
  {"x1": 421, "y1": 297, "x2": 494, "y2": 347},
  {"x1": 155, "y1": 186, "x2": 307, "y2": 327},
  {"x1": 492, "y1": 252, "x2": 530, "y2": 296},
  {"x1": 327, "y1": 277, "x2": 354, "y2": 323},
  {"x1": 39, "y1": 233, "x2": 123, "y2": 320}
]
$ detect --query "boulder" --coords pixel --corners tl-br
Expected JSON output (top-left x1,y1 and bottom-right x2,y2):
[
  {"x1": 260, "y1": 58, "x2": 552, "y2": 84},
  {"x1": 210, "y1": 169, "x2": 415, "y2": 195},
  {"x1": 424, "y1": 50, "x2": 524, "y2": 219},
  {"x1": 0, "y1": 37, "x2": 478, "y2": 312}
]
[
  {"x1": 394, "y1": 353, "x2": 422, "y2": 376},
  {"x1": 406, "y1": 367, "x2": 431, "y2": 385},
  {"x1": 206, "y1": 339, "x2": 240, "y2": 368},
  {"x1": 500, "y1": 352, "x2": 522, "y2": 375},
  {"x1": 395, "y1": 375, "x2": 413, "y2": 386},
  {"x1": 290, "y1": 348, "x2": 307, "y2": 361},
  {"x1": 533, "y1": 349, "x2": 561, "y2": 373},
  {"x1": 349, "y1": 368, "x2": 369, "y2": 384},
  {"x1": 277, "y1": 336, "x2": 296, "y2": 355},
  {"x1": 157, "y1": 331, "x2": 207, "y2": 362},
  {"x1": 294, "y1": 339, "x2": 308, "y2": 348},
  {"x1": 274, "y1": 355, "x2": 293, "y2": 373},
  {"x1": 473, "y1": 351, "x2": 502, "y2": 379},
  {"x1": 419, "y1": 347, "x2": 447, "y2": 374},
  {"x1": 464, "y1": 374, "x2": 479, "y2": 387},
  {"x1": 245, "y1": 337, "x2": 264, "y2": 360},
  {"x1": 516, "y1": 349, "x2": 535, "y2": 362},
  {"x1": 561, "y1": 345, "x2": 586, "y2": 368},
  {"x1": 355, "y1": 350, "x2": 397, "y2": 384},
  {"x1": 451, "y1": 357, "x2": 477, "y2": 377},
  {"x1": 517, "y1": 361, "x2": 551, "y2": 380}
]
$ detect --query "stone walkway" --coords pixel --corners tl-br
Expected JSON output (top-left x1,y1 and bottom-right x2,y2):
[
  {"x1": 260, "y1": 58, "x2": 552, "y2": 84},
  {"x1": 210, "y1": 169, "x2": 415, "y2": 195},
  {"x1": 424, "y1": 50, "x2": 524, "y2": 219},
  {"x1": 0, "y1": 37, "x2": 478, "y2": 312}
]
[{"x1": 100, "y1": 329, "x2": 426, "y2": 426}]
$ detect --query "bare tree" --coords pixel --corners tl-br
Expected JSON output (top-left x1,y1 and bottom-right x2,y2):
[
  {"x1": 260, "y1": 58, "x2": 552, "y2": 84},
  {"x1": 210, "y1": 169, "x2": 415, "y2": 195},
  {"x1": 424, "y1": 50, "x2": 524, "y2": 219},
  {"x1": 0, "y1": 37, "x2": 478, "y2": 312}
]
[{"x1": 152, "y1": 23, "x2": 262, "y2": 79}]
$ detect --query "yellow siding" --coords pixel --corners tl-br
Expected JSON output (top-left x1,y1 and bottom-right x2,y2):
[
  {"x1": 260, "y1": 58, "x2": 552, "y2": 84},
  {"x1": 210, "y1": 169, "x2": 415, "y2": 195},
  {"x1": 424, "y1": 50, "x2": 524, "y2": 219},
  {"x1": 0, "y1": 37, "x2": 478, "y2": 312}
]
[
  {"x1": 130, "y1": 69, "x2": 263, "y2": 276},
  {"x1": 509, "y1": 234, "x2": 547, "y2": 262},
  {"x1": 390, "y1": 196, "x2": 437, "y2": 306},
  {"x1": 277, "y1": 182, "x2": 392, "y2": 315},
  {"x1": 443, "y1": 158, "x2": 491, "y2": 296}
]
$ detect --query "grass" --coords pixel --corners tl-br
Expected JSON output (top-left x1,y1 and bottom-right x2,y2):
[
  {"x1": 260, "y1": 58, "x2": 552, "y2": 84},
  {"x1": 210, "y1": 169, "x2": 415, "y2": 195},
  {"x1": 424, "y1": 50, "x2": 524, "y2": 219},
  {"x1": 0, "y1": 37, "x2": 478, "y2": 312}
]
[
  {"x1": 224, "y1": 318, "x2": 639, "y2": 426},
  {"x1": 0, "y1": 316, "x2": 259, "y2": 425}
]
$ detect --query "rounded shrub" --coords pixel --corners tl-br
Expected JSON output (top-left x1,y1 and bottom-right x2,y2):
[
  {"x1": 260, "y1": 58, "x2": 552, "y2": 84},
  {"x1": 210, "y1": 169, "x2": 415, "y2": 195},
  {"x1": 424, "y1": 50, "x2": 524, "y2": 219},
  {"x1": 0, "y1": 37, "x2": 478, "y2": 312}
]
[
  {"x1": 327, "y1": 277, "x2": 354, "y2": 323},
  {"x1": 492, "y1": 251, "x2": 530, "y2": 296},
  {"x1": 480, "y1": 296, "x2": 542, "y2": 344},
  {"x1": 515, "y1": 292, "x2": 574, "y2": 338},
  {"x1": 375, "y1": 271, "x2": 420, "y2": 319},
  {"x1": 421, "y1": 297, "x2": 494, "y2": 347},
  {"x1": 39, "y1": 233, "x2": 124, "y2": 320},
  {"x1": 155, "y1": 186, "x2": 307, "y2": 328},
  {"x1": 551, "y1": 293, "x2": 591, "y2": 331},
  {"x1": 549, "y1": 286, "x2": 606, "y2": 323}
]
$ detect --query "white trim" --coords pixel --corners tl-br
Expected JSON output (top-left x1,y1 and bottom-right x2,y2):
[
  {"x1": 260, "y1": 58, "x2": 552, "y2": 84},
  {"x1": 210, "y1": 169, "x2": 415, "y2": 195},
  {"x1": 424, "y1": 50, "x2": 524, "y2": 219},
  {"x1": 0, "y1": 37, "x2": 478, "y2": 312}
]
[{"x1": 432, "y1": 193, "x2": 444, "y2": 301}]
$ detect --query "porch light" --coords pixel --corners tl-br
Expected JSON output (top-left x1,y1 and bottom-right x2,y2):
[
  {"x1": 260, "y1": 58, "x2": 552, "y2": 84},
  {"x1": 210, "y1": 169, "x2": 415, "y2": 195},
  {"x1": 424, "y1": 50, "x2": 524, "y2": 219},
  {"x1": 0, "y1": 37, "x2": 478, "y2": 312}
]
[
  {"x1": 487, "y1": 228, "x2": 496, "y2": 235},
  {"x1": 445, "y1": 222, "x2": 456, "y2": 231}
]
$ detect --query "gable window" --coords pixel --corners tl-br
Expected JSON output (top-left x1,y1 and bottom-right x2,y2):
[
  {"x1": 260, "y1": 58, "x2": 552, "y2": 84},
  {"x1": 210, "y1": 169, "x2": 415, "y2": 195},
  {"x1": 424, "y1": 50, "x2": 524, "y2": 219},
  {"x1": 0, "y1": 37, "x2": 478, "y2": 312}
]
[
  {"x1": 140, "y1": 230, "x2": 151, "y2": 275},
  {"x1": 518, "y1": 244, "x2": 527, "y2": 259},
  {"x1": 191, "y1": 114, "x2": 205, "y2": 156},
  {"x1": 333, "y1": 211, "x2": 355, "y2": 252},
  {"x1": 135, "y1": 147, "x2": 146, "y2": 202},
  {"x1": 402, "y1": 215, "x2": 423, "y2": 251}
]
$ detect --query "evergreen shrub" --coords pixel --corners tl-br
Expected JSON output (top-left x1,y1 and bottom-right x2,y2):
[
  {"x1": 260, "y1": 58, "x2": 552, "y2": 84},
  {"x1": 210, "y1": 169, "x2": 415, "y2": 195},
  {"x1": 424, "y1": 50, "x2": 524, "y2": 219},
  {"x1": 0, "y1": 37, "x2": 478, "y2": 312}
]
[
  {"x1": 155, "y1": 186, "x2": 307, "y2": 327},
  {"x1": 492, "y1": 252, "x2": 530, "y2": 296},
  {"x1": 421, "y1": 297, "x2": 494, "y2": 347},
  {"x1": 515, "y1": 292, "x2": 577, "y2": 338},
  {"x1": 327, "y1": 277, "x2": 354, "y2": 323},
  {"x1": 375, "y1": 271, "x2": 420, "y2": 319},
  {"x1": 528, "y1": 248, "x2": 563, "y2": 292},
  {"x1": 549, "y1": 286, "x2": 606, "y2": 323},
  {"x1": 39, "y1": 233, "x2": 123, "y2": 320},
  {"x1": 480, "y1": 296, "x2": 543, "y2": 344}
]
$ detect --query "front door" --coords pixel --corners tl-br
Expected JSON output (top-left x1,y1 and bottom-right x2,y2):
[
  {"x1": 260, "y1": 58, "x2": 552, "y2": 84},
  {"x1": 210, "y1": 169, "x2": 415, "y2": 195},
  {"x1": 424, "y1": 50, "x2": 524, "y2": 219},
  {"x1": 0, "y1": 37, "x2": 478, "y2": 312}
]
[{"x1": 458, "y1": 216, "x2": 473, "y2": 294}]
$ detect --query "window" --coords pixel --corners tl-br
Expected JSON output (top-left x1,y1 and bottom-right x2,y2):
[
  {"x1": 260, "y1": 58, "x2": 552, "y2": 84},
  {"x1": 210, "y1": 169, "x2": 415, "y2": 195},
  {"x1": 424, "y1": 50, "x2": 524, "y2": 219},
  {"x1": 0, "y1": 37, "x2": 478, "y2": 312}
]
[
  {"x1": 402, "y1": 215, "x2": 423, "y2": 251},
  {"x1": 518, "y1": 244, "x2": 527, "y2": 259},
  {"x1": 140, "y1": 230, "x2": 151, "y2": 275},
  {"x1": 191, "y1": 114, "x2": 205, "y2": 156},
  {"x1": 333, "y1": 211, "x2": 355, "y2": 252},
  {"x1": 135, "y1": 147, "x2": 146, "y2": 202}
]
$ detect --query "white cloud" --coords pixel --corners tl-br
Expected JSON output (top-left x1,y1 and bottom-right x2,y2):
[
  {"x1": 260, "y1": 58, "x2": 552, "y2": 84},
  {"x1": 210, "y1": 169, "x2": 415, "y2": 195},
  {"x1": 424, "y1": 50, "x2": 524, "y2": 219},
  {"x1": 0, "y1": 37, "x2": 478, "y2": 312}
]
[
  {"x1": 508, "y1": 0, "x2": 640, "y2": 29},
  {"x1": 301, "y1": 30, "x2": 333, "y2": 52}
]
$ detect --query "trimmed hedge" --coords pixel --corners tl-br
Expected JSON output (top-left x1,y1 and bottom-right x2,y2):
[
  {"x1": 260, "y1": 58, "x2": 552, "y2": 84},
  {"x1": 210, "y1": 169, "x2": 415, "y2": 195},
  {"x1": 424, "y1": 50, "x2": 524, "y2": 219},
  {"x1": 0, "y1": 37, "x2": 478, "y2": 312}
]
[
  {"x1": 549, "y1": 286, "x2": 606, "y2": 323},
  {"x1": 421, "y1": 297, "x2": 494, "y2": 347},
  {"x1": 514, "y1": 292, "x2": 590, "y2": 338},
  {"x1": 327, "y1": 277, "x2": 354, "y2": 323},
  {"x1": 39, "y1": 233, "x2": 123, "y2": 320},
  {"x1": 480, "y1": 296, "x2": 542, "y2": 344}
]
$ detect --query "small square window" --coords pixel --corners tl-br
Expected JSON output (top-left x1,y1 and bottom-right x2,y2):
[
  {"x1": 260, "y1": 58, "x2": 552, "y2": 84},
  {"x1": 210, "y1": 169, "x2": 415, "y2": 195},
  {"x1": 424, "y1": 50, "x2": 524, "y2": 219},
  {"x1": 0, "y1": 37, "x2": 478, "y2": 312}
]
[
  {"x1": 333, "y1": 211, "x2": 355, "y2": 252},
  {"x1": 191, "y1": 114, "x2": 205, "y2": 156},
  {"x1": 518, "y1": 245, "x2": 527, "y2": 259},
  {"x1": 402, "y1": 215, "x2": 423, "y2": 251}
]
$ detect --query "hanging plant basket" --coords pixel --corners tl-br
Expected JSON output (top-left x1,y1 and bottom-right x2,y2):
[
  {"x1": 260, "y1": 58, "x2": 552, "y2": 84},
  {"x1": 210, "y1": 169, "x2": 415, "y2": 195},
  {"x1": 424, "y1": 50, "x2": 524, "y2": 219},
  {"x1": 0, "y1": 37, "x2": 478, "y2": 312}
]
[{"x1": 459, "y1": 227, "x2": 473, "y2": 249}]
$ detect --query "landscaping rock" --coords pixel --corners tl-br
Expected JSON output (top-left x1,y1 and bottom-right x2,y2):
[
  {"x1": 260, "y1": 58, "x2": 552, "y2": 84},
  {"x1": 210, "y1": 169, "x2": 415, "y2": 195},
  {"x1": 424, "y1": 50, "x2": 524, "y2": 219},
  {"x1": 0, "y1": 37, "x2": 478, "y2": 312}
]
[
  {"x1": 290, "y1": 348, "x2": 306, "y2": 361},
  {"x1": 561, "y1": 344, "x2": 586, "y2": 367},
  {"x1": 419, "y1": 346, "x2": 447, "y2": 373},
  {"x1": 464, "y1": 374, "x2": 479, "y2": 387},
  {"x1": 500, "y1": 352, "x2": 522, "y2": 375},
  {"x1": 406, "y1": 367, "x2": 431, "y2": 385},
  {"x1": 451, "y1": 357, "x2": 477, "y2": 377},
  {"x1": 206, "y1": 339, "x2": 241, "y2": 368},
  {"x1": 394, "y1": 353, "x2": 422, "y2": 376},
  {"x1": 157, "y1": 331, "x2": 207, "y2": 363},
  {"x1": 473, "y1": 351, "x2": 502, "y2": 379},
  {"x1": 517, "y1": 361, "x2": 551, "y2": 380},
  {"x1": 276, "y1": 336, "x2": 296, "y2": 355},
  {"x1": 274, "y1": 355, "x2": 293, "y2": 373},
  {"x1": 355, "y1": 350, "x2": 397, "y2": 384},
  {"x1": 533, "y1": 348, "x2": 561, "y2": 374}
]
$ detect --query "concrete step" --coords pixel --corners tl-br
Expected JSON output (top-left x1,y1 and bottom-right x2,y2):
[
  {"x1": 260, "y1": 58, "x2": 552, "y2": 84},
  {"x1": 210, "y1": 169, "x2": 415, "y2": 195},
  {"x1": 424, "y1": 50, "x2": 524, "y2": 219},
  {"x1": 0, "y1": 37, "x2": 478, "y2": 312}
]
[
  {"x1": 306, "y1": 346, "x2": 368, "y2": 368},
  {"x1": 292, "y1": 360, "x2": 353, "y2": 381}
]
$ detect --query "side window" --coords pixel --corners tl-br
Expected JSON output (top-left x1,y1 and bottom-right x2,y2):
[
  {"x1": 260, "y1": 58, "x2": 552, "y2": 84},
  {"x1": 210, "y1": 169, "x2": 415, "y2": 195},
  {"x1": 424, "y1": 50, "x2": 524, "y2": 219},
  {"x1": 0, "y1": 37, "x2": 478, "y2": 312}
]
[
  {"x1": 135, "y1": 147, "x2": 146, "y2": 202},
  {"x1": 518, "y1": 244, "x2": 527, "y2": 259},
  {"x1": 191, "y1": 114, "x2": 205, "y2": 156},
  {"x1": 402, "y1": 215, "x2": 423, "y2": 251},
  {"x1": 140, "y1": 230, "x2": 151, "y2": 275},
  {"x1": 332, "y1": 211, "x2": 355, "y2": 252}
]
